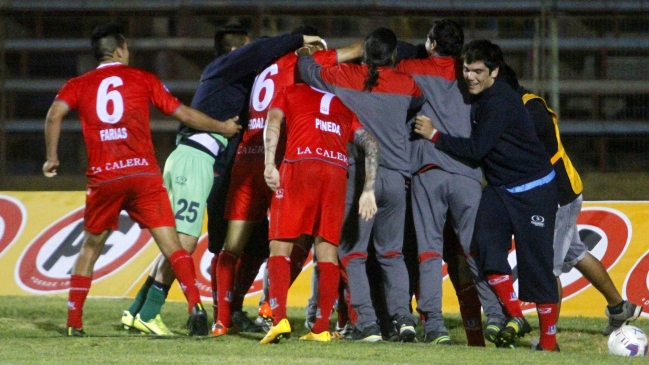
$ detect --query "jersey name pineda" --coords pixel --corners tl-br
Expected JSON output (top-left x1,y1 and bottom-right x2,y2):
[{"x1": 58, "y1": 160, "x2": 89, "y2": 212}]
[
  {"x1": 315, "y1": 118, "x2": 341, "y2": 136},
  {"x1": 100, "y1": 127, "x2": 128, "y2": 141}
]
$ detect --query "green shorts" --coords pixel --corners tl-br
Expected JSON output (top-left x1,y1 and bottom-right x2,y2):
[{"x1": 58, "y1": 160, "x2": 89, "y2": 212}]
[{"x1": 163, "y1": 144, "x2": 215, "y2": 237}]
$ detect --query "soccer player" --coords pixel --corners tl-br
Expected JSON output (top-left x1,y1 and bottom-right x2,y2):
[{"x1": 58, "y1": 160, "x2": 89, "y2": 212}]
[
  {"x1": 43, "y1": 24, "x2": 239, "y2": 337},
  {"x1": 399, "y1": 19, "x2": 506, "y2": 345},
  {"x1": 213, "y1": 32, "x2": 364, "y2": 336},
  {"x1": 417, "y1": 39, "x2": 559, "y2": 351},
  {"x1": 259, "y1": 81, "x2": 379, "y2": 344},
  {"x1": 120, "y1": 25, "x2": 323, "y2": 335},
  {"x1": 498, "y1": 63, "x2": 643, "y2": 336},
  {"x1": 298, "y1": 27, "x2": 425, "y2": 342}
]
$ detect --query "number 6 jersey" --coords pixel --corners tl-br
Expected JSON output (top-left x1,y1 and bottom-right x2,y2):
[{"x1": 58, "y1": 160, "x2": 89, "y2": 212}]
[{"x1": 54, "y1": 62, "x2": 182, "y2": 183}]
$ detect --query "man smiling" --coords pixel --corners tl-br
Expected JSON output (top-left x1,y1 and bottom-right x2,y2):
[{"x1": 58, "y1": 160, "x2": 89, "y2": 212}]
[{"x1": 415, "y1": 39, "x2": 560, "y2": 351}]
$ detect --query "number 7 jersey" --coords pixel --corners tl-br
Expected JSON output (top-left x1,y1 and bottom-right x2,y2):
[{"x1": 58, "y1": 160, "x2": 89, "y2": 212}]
[{"x1": 55, "y1": 62, "x2": 182, "y2": 183}]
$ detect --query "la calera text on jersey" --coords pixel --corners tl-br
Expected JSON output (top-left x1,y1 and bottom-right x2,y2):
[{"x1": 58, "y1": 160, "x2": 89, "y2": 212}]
[{"x1": 91, "y1": 127, "x2": 149, "y2": 173}]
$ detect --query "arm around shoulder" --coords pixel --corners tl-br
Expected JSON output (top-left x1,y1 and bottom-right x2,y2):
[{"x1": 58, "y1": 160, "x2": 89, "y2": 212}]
[{"x1": 171, "y1": 104, "x2": 240, "y2": 138}]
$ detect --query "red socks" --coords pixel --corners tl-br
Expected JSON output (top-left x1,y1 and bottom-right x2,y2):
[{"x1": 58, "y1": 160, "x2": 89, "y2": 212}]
[
  {"x1": 486, "y1": 274, "x2": 523, "y2": 318},
  {"x1": 312, "y1": 262, "x2": 340, "y2": 334},
  {"x1": 267, "y1": 255, "x2": 291, "y2": 325},
  {"x1": 67, "y1": 275, "x2": 92, "y2": 328},
  {"x1": 210, "y1": 253, "x2": 219, "y2": 320},
  {"x1": 216, "y1": 250, "x2": 238, "y2": 327},
  {"x1": 168, "y1": 249, "x2": 201, "y2": 313},
  {"x1": 537, "y1": 303, "x2": 558, "y2": 350},
  {"x1": 456, "y1": 282, "x2": 485, "y2": 347}
]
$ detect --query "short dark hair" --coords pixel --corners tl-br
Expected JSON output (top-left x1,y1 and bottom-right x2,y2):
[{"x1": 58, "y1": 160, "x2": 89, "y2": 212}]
[
  {"x1": 498, "y1": 63, "x2": 522, "y2": 92},
  {"x1": 214, "y1": 24, "x2": 249, "y2": 56},
  {"x1": 461, "y1": 39, "x2": 504, "y2": 73},
  {"x1": 90, "y1": 24, "x2": 126, "y2": 62},
  {"x1": 428, "y1": 19, "x2": 464, "y2": 57},
  {"x1": 291, "y1": 24, "x2": 319, "y2": 37}
]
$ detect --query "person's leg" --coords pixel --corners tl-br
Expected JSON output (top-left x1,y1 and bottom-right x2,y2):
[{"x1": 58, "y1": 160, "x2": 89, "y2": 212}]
[
  {"x1": 215, "y1": 220, "x2": 255, "y2": 330},
  {"x1": 260, "y1": 239, "x2": 295, "y2": 344},
  {"x1": 148, "y1": 226, "x2": 208, "y2": 336},
  {"x1": 373, "y1": 169, "x2": 415, "y2": 342},
  {"x1": 67, "y1": 230, "x2": 111, "y2": 334},
  {"x1": 507, "y1": 183, "x2": 558, "y2": 351},
  {"x1": 410, "y1": 171, "x2": 448, "y2": 343},
  {"x1": 338, "y1": 163, "x2": 379, "y2": 339},
  {"x1": 448, "y1": 175, "x2": 505, "y2": 344},
  {"x1": 307, "y1": 238, "x2": 340, "y2": 337}
]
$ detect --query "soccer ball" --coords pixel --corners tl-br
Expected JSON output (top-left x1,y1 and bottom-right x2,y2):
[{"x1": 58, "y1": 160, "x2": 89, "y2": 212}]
[{"x1": 608, "y1": 325, "x2": 648, "y2": 357}]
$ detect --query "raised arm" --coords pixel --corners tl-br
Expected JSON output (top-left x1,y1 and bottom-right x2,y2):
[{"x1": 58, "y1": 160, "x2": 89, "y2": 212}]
[
  {"x1": 43, "y1": 101, "x2": 69, "y2": 177},
  {"x1": 353, "y1": 127, "x2": 379, "y2": 221},
  {"x1": 171, "y1": 105, "x2": 241, "y2": 138},
  {"x1": 263, "y1": 108, "x2": 285, "y2": 191}
]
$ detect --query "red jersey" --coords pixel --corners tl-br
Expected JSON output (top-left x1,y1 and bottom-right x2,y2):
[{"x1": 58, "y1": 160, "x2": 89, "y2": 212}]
[
  {"x1": 55, "y1": 62, "x2": 182, "y2": 183},
  {"x1": 270, "y1": 84, "x2": 363, "y2": 170},
  {"x1": 236, "y1": 49, "x2": 338, "y2": 161}
]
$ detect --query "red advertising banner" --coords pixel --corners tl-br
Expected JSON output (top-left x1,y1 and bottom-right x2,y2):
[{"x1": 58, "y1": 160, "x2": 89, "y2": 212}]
[{"x1": 0, "y1": 192, "x2": 646, "y2": 318}]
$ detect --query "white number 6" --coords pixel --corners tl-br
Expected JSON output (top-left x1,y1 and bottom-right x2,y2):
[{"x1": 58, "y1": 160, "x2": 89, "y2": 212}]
[
  {"x1": 96, "y1": 76, "x2": 124, "y2": 124},
  {"x1": 251, "y1": 64, "x2": 278, "y2": 112}
]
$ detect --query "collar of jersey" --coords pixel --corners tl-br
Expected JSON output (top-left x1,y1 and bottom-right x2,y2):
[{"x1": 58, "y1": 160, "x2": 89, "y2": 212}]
[{"x1": 97, "y1": 62, "x2": 122, "y2": 69}]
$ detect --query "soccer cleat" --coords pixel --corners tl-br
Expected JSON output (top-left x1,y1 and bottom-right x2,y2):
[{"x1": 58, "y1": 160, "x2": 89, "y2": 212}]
[
  {"x1": 331, "y1": 321, "x2": 353, "y2": 339},
  {"x1": 498, "y1": 316, "x2": 531, "y2": 348},
  {"x1": 344, "y1": 323, "x2": 383, "y2": 342},
  {"x1": 258, "y1": 302, "x2": 273, "y2": 318},
  {"x1": 121, "y1": 310, "x2": 135, "y2": 330},
  {"x1": 134, "y1": 314, "x2": 173, "y2": 336},
  {"x1": 66, "y1": 326, "x2": 86, "y2": 337},
  {"x1": 484, "y1": 321, "x2": 504, "y2": 344},
  {"x1": 300, "y1": 331, "x2": 332, "y2": 342},
  {"x1": 187, "y1": 303, "x2": 209, "y2": 336},
  {"x1": 232, "y1": 310, "x2": 263, "y2": 333},
  {"x1": 393, "y1": 315, "x2": 417, "y2": 343},
  {"x1": 254, "y1": 315, "x2": 273, "y2": 333},
  {"x1": 304, "y1": 318, "x2": 315, "y2": 331},
  {"x1": 211, "y1": 320, "x2": 228, "y2": 337},
  {"x1": 603, "y1": 301, "x2": 643, "y2": 335},
  {"x1": 423, "y1": 330, "x2": 452, "y2": 345},
  {"x1": 260, "y1": 318, "x2": 292, "y2": 344}
]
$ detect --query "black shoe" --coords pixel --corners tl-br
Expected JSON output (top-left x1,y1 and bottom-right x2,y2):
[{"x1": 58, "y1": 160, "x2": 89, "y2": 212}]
[
  {"x1": 498, "y1": 316, "x2": 531, "y2": 348},
  {"x1": 66, "y1": 326, "x2": 86, "y2": 337},
  {"x1": 345, "y1": 323, "x2": 382, "y2": 342},
  {"x1": 484, "y1": 320, "x2": 505, "y2": 344},
  {"x1": 423, "y1": 330, "x2": 451, "y2": 345},
  {"x1": 231, "y1": 310, "x2": 263, "y2": 333},
  {"x1": 535, "y1": 343, "x2": 560, "y2": 352},
  {"x1": 393, "y1": 315, "x2": 417, "y2": 343},
  {"x1": 187, "y1": 303, "x2": 209, "y2": 336}
]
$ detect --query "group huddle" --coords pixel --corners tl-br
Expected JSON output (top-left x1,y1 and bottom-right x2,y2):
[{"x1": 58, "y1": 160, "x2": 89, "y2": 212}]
[{"x1": 45, "y1": 20, "x2": 642, "y2": 351}]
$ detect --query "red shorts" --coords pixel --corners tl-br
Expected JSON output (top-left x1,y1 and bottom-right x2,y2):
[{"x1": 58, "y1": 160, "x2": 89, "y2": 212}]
[
  {"x1": 224, "y1": 159, "x2": 273, "y2": 222},
  {"x1": 269, "y1": 160, "x2": 347, "y2": 245},
  {"x1": 84, "y1": 174, "x2": 175, "y2": 234}
]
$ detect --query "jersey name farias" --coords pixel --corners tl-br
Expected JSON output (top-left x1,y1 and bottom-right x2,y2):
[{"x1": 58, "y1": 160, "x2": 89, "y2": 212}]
[
  {"x1": 271, "y1": 84, "x2": 362, "y2": 170},
  {"x1": 237, "y1": 50, "x2": 338, "y2": 161},
  {"x1": 55, "y1": 63, "x2": 181, "y2": 183}
]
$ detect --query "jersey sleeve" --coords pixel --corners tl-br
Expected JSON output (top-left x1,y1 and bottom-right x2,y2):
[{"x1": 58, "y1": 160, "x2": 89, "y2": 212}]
[
  {"x1": 313, "y1": 49, "x2": 338, "y2": 67},
  {"x1": 348, "y1": 113, "x2": 363, "y2": 143},
  {"x1": 147, "y1": 73, "x2": 183, "y2": 115},
  {"x1": 54, "y1": 79, "x2": 79, "y2": 110}
]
